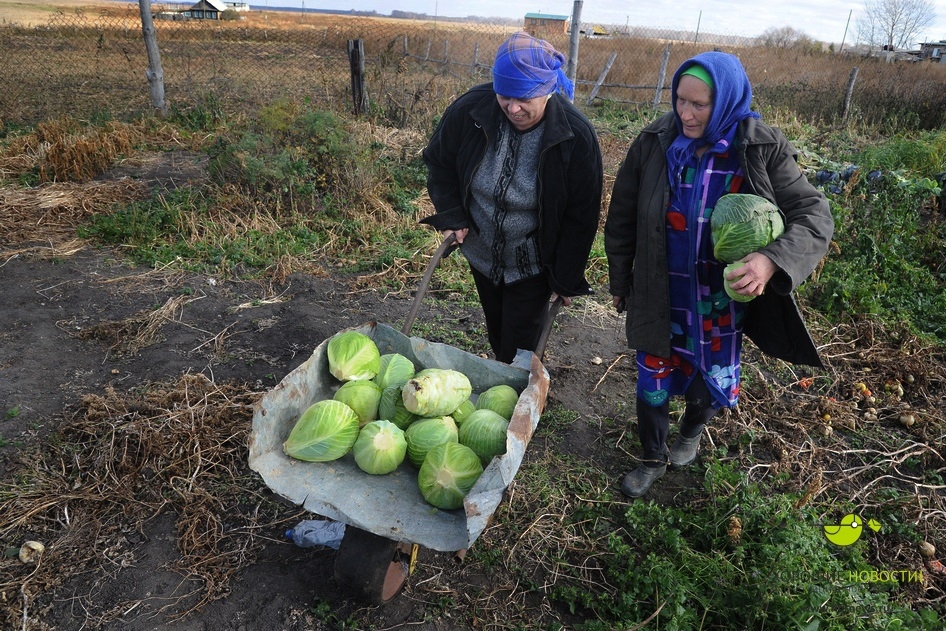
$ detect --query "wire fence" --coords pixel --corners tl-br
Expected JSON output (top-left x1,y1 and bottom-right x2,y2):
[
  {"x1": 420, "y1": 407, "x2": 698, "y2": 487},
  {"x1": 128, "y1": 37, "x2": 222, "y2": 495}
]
[{"x1": 2, "y1": 3, "x2": 946, "y2": 130}]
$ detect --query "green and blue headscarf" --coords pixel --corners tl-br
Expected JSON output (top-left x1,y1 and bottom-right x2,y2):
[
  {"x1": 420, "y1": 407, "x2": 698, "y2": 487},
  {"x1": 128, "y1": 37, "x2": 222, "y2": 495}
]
[
  {"x1": 492, "y1": 32, "x2": 574, "y2": 100},
  {"x1": 667, "y1": 52, "x2": 760, "y2": 175}
]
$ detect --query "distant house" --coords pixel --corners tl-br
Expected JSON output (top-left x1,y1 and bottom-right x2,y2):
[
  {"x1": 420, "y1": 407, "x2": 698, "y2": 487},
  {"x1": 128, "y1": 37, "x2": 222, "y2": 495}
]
[
  {"x1": 918, "y1": 40, "x2": 946, "y2": 62},
  {"x1": 524, "y1": 12, "x2": 570, "y2": 37},
  {"x1": 181, "y1": 0, "x2": 227, "y2": 20},
  {"x1": 580, "y1": 24, "x2": 609, "y2": 38}
]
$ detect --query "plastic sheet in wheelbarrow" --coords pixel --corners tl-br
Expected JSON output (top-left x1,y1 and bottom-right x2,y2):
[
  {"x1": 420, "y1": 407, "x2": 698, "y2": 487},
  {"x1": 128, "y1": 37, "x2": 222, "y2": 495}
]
[{"x1": 248, "y1": 322, "x2": 550, "y2": 553}]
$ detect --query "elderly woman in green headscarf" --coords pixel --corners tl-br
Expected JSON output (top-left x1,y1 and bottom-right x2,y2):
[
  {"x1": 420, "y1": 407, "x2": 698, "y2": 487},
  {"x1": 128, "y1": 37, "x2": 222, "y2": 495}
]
[
  {"x1": 605, "y1": 52, "x2": 834, "y2": 497},
  {"x1": 421, "y1": 32, "x2": 603, "y2": 363}
]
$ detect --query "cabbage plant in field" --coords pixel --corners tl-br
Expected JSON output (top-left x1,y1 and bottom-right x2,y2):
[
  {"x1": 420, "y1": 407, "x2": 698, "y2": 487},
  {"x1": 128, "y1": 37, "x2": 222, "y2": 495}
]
[
  {"x1": 458, "y1": 408, "x2": 509, "y2": 466},
  {"x1": 417, "y1": 442, "x2": 484, "y2": 510},
  {"x1": 401, "y1": 368, "x2": 472, "y2": 417},
  {"x1": 333, "y1": 379, "x2": 382, "y2": 426},
  {"x1": 283, "y1": 399, "x2": 360, "y2": 462},
  {"x1": 405, "y1": 416, "x2": 458, "y2": 467},
  {"x1": 475, "y1": 384, "x2": 519, "y2": 420},
  {"x1": 327, "y1": 330, "x2": 381, "y2": 381},
  {"x1": 352, "y1": 420, "x2": 407, "y2": 474}
]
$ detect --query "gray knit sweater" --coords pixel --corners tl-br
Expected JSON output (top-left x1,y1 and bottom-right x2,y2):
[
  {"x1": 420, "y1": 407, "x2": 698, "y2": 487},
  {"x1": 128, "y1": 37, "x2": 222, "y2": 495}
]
[{"x1": 461, "y1": 119, "x2": 543, "y2": 285}]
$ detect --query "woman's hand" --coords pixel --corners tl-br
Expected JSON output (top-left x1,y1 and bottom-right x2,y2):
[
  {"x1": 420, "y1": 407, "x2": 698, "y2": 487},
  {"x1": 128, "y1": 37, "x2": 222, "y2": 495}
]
[
  {"x1": 443, "y1": 228, "x2": 469, "y2": 244},
  {"x1": 612, "y1": 295, "x2": 627, "y2": 313},
  {"x1": 551, "y1": 293, "x2": 572, "y2": 307},
  {"x1": 726, "y1": 252, "x2": 778, "y2": 297}
]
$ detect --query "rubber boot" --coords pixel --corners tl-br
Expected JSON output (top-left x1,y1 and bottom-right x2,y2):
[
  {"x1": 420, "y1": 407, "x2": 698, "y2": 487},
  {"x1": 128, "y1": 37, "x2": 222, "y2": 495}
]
[
  {"x1": 621, "y1": 463, "x2": 668, "y2": 498},
  {"x1": 669, "y1": 425, "x2": 705, "y2": 467}
]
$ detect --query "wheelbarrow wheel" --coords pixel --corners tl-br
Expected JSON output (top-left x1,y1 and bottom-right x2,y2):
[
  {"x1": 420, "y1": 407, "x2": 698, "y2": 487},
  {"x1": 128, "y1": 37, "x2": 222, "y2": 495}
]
[{"x1": 334, "y1": 526, "x2": 413, "y2": 604}]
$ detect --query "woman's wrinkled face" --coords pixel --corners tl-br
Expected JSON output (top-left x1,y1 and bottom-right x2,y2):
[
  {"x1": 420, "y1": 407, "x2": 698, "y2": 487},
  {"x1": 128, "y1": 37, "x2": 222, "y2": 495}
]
[
  {"x1": 496, "y1": 93, "x2": 549, "y2": 131},
  {"x1": 675, "y1": 75, "x2": 713, "y2": 139}
]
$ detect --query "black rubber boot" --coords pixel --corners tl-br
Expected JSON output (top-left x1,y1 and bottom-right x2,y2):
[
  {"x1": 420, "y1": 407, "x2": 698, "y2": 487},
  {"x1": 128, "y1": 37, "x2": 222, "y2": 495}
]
[{"x1": 621, "y1": 462, "x2": 668, "y2": 498}]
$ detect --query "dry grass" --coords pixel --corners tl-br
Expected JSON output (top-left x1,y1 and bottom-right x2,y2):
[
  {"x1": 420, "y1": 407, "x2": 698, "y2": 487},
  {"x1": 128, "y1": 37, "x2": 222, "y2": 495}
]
[
  {"x1": 3, "y1": 2, "x2": 945, "y2": 128},
  {"x1": 729, "y1": 317, "x2": 946, "y2": 592},
  {"x1": 72, "y1": 294, "x2": 195, "y2": 356},
  {"x1": 0, "y1": 374, "x2": 303, "y2": 629},
  {"x1": 0, "y1": 179, "x2": 148, "y2": 253}
]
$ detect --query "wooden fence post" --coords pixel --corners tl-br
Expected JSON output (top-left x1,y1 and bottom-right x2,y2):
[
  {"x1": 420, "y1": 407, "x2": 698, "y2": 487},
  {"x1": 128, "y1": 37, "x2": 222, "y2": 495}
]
[
  {"x1": 138, "y1": 0, "x2": 166, "y2": 117},
  {"x1": 566, "y1": 0, "x2": 583, "y2": 102},
  {"x1": 842, "y1": 66, "x2": 858, "y2": 123},
  {"x1": 586, "y1": 52, "x2": 617, "y2": 106},
  {"x1": 348, "y1": 39, "x2": 367, "y2": 116},
  {"x1": 472, "y1": 42, "x2": 479, "y2": 77},
  {"x1": 653, "y1": 43, "x2": 671, "y2": 109}
]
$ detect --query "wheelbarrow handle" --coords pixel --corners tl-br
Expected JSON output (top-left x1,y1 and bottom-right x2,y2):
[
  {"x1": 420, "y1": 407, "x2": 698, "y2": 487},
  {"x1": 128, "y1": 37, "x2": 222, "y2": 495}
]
[
  {"x1": 402, "y1": 233, "x2": 458, "y2": 335},
  {"x1": 535, "y1": 295, "x2": 564, "y2": 361}
]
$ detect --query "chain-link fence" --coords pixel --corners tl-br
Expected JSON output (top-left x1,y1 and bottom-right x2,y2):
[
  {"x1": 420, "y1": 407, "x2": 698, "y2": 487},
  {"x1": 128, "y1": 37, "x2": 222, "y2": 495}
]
[{"x1": 2, "y1": 4, "x2": 946, "y2": 129}]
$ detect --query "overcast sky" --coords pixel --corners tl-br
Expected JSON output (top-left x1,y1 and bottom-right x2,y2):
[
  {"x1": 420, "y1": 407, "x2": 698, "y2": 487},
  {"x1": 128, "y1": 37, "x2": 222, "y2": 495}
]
[{"x1": 274, "y1": 0, "x2": 946, "y2": 47}]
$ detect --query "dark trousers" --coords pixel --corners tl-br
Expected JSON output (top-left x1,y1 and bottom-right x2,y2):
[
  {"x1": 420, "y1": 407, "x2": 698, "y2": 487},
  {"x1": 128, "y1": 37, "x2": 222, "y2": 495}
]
[
  {"x1": 470, "y1": 266, "x2": 551, "y2": 363},
  {"x1": 637, "y1": 373, "x2": 718, "y2": 466}
]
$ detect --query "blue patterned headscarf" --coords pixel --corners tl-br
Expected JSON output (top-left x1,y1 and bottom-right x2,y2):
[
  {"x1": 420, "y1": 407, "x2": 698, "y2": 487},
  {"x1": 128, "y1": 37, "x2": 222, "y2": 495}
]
[
  {"x1": 666, "y1": 52, "x2": 760, "y2": 177},
  {"x1": 492, "y1": 32, "x2": 574, "y2": 100}
]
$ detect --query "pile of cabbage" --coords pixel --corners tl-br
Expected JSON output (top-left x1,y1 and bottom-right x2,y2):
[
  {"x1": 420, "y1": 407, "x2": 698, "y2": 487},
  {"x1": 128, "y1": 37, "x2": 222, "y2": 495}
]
[
  {"x1": 710, "y1": 193, "x2": 785, "y2": 303},
  {"x1": 282, "y1": 330, "x2": 522, "y2": 510}
]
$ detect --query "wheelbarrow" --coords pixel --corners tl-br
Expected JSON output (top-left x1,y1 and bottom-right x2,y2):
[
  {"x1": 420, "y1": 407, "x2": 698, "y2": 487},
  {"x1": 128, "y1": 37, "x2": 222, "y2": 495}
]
[{"x1": 247, "y1": 234, "x2": 561, "y2": 603}]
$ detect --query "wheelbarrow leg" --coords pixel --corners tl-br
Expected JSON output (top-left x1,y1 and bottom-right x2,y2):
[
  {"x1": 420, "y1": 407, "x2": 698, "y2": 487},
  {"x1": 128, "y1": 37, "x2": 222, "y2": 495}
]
[{"x1": 334, "y1": 526, "x2": 416, "y2": 604}]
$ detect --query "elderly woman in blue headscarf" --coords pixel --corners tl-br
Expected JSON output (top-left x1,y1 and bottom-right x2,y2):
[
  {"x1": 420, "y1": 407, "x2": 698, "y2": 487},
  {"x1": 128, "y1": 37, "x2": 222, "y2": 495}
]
[
  {"x1": 604, "y1": 52, "x2": 834, "y2": 497},
  {"x1": 422, "y1": 32, "x2": 603, "y2": 363}
]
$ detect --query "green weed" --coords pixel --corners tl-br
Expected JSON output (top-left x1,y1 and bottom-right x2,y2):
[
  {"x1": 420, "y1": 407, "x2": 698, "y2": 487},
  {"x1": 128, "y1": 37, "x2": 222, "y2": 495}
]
[
  {"x1": 168, "y1": 93, "x2": 225, "y2": 132},
  {"x1": 533, "y1": 460, "x2": 935, "y2": 630},
  {"x1": 802, "y1": 132, "x2": 946, "y2": 341}
]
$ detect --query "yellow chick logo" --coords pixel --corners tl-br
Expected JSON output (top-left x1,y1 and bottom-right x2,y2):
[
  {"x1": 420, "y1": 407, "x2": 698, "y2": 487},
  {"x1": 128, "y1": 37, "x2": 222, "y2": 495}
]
[{"x1": 823, "y1": 513, "x2": 881, "y2": 546}]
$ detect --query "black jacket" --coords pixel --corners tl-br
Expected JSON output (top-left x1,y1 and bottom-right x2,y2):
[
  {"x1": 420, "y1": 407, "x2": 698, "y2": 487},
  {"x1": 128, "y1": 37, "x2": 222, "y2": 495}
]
[
  {"x1": 421, "y1": 83, "x2": 603, "y2": 297},
  {"x1": 605, "y1": 111, "x2": 835, "y2": 367}
]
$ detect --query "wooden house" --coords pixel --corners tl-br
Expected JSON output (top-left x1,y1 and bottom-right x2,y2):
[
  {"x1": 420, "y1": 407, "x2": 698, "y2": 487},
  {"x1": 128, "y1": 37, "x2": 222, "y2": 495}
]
[
  {"x1": 524, "y1": 12, "x2": 570, "y2": 37},
  {"x1": 181, "y1": 0, "x2": 227, "y2": 20},
  {"x1": 917, "y1": 40, "x2": 946, "y2": 62}
]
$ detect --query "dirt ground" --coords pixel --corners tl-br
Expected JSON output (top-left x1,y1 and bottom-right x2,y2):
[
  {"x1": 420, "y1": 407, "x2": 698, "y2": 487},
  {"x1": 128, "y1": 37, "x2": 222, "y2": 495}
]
[{"x1": 0, "y1": 149, "x2": 651, "y2": 630}]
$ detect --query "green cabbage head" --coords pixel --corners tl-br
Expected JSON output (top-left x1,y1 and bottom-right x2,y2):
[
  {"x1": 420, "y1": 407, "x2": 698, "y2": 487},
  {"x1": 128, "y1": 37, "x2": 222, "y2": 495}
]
[
  {"x1": 451, "y1": 399, "x2": 477, "y2": 426},
  {"x1": 711, "y1": 193, "x2": 785, "y2": 264},
  {"x1": 417, "y1": 442, "x2": 484, "y2": 510},
  {"x1": 283, "y1": 399, "x2": 360, "y2": 462},
  {"x1": 475, "y1": 384, "x2": 519, "y2": 420},
  {"x1": 333, "y1": 379, "x2": 383, "y2": 426},
  {"x1": 353, "y1": 420, "x2": 407, "y2": 475},
  {"x1": 373, "y1": 353, "x2": 416, "y2": 391},
  {"x1": 327, "y1": 331, "x2": 380, "y2": 382},
  {"x1": 723, "y1": 262, "x2": 755, "y2": 303},
  {"x1": 402, "y1": 368, "x2": 472, "y2": 417},
  {"x1": 405, "y1": 416, "x2": 459, "y2": 468},
  {"x1": 378, "y1": 385, "x2": 420, "y2": 431},
  {"x1": 458, "y1": 408, "x2": 509, "y2": 466}
]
